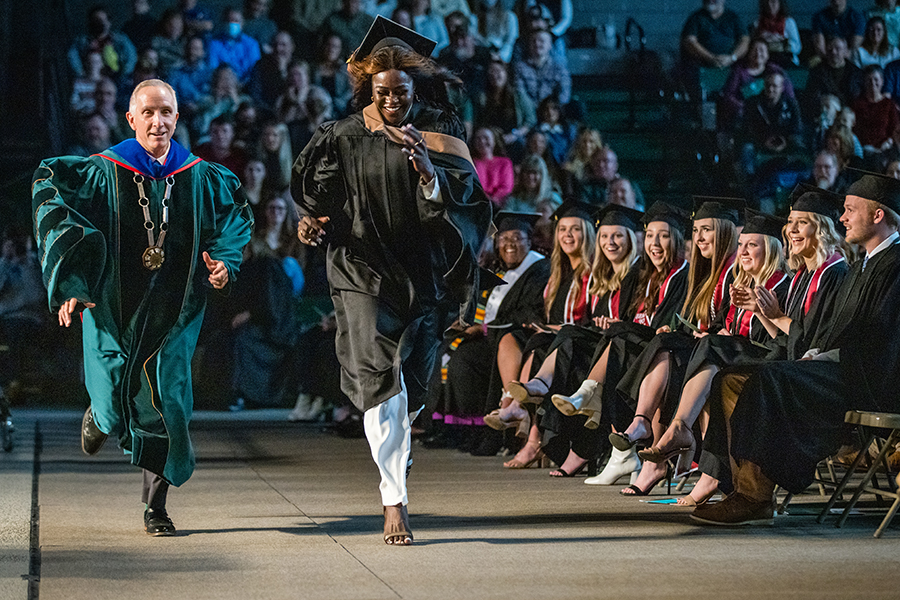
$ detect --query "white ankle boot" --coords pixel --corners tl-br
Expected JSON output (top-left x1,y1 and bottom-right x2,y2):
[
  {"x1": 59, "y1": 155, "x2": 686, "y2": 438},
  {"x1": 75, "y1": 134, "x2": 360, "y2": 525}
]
[
  {"x1": 552, "y1": 379, "x2": 598, "y2": 416},
  {"x1": 584, "y1": 446, "x2": 641, "y2": 485}
]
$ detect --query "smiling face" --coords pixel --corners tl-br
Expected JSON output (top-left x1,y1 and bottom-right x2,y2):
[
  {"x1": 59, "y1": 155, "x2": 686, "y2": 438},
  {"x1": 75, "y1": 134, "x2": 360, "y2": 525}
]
[
  {"x1": 749, "y1": 40, "x2": 769, "y2": 69},
  {"x1": 645, "y1": 221, "x2": 673, "y2": 269},
  {"x1": 556, "y1": 216, "x2": 585, "y2": 258},
  {"x1": 608, "y1": 179, "x2": 636, "y2": 208},
  {"x1": 786, "y1": 210, "x2": 819, "y2": 259},
  {"x1": 864, "y1": 68, "x2": 884, "y2": 97},
  {"x1": 841, "y1": 195, "x2": 878, "y2": 246},
  {"x1": 126, "y1": 84, "x2": 179, "y2": 158},
  {"x1": 496, "y1": 228, "x2": 531, "y2": 269},
  {"x1": 737, "y1": 233, "x2": 767, "y2": 277},
  {"x1": 373, "y1": 69, "x2": 414, "y2": 126},
  {"x1": 692, "y1": 217, "x2": 717, "y2": 259},
  {"x1": 599, "y1": 225, "x2": 630, "y2": 265}
]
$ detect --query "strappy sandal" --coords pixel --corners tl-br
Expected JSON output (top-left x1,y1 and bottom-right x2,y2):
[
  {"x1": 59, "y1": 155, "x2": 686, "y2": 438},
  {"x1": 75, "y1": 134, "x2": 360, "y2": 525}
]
[
  {"x1": 383, "y1": 504, "x2": 413, "y2": 546},
  {"x1": 503, "y1": 441, "x2": 544, "y2": 468},
  {"x1": 609, "y1": 414, "x2": 653, "y2": 451},
  {"x1": 507, "y1": 377, "x2": 549, "y2": 405}
]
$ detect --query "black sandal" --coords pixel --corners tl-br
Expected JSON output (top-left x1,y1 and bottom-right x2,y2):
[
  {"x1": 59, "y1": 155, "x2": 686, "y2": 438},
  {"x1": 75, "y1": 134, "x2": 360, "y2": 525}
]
[{"x1": 609, "y1": 414, "x2": 653, "y2": 451}]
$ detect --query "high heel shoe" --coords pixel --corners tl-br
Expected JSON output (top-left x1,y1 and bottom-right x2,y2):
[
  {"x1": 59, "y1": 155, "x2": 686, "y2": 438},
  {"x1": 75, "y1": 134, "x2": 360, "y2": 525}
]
[
  {"x1": 552, "y1": 379, "x2": 604, "y2": 429},
  {"x1": 639, "y1": 420, "x2": 695, "y2": 476},
  {"x1": 550, "y1": 459, "x2": 588, "y2": 477},
  {"x1": 609, "y1": 414, "x2": 653, "y2": 451},
  {"x1": 483, "y1": 400, "x2": 531, "y2": 438},
  {"x1": 619, "y1": 464, "x2": 672, "y2": 496},
  {"x1": 503, "y1": 442, "x2": 544, "y2": 469},
  {"x1": 507, "y1": 377, "x2": 549, "y2": 405},
  {"x1": 584, "y1": 446, "x2": 641, "y2": 485}
]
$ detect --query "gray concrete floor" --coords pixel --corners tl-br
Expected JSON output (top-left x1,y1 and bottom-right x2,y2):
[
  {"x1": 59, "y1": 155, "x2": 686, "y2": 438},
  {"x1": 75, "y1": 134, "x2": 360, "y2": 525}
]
[{"x1": 2, "y1": 409, "x2": 900, "y2": 600}]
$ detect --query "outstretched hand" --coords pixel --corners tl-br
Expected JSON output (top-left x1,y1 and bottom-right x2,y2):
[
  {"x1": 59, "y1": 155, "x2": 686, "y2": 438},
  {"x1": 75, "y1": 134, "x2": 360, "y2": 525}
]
[
  {"x1": 58, "y1": 298, "x2": 96, "y2": 327},
  {"x1": 203, "y1": 251, "x2": 228, "y2": 289}
]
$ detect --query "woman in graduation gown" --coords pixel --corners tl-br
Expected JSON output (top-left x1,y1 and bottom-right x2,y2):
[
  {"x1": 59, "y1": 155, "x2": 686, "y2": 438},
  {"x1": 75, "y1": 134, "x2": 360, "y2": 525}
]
[
  {"x1": 431, "y1": 212, "x2": 549, "y2": 454},
  {"x1": 490, "y1": 201, "x2": 596, "y2": 469},
  {"x1": 291, "y1": 17, "x2": 493, "y2": 545},
  {"x1": 632, "y1": 210, "x2": 791, "y2": 504},
  {"x1": 488, "y1": 205, "x2": 643, "y2": 476},
  {"x1": 695, "y1": 186, "x2": 850, "y2": 497}
]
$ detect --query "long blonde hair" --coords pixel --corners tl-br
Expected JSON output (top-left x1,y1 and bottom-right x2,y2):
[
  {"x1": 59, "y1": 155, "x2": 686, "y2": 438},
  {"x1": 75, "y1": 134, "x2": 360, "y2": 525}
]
[
  {"x1": 785, "y1": 212, "x2": 849, "y2": 271},
  {"x1": 682, "y1": 218, "x2": 739, "y2": 326},
  {"x1": 545, "y1": 217, "x2": 595, "y2": 319},
  {"x1": 589, "y1": 226, "x2": 638, "y2": 297},
  {"x1": 732, "y1": 234, "x2": 790, "y2": 289}
]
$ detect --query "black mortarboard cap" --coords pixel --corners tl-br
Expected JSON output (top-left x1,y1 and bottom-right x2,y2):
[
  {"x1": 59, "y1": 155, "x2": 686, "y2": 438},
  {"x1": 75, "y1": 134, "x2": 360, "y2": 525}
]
[
  {"x1": 742, "y1": 208, "x2": 786, "y2": 240},
  {"x1": 692, "y1": 196, "x2": 745, "y2": 225},
  {"x1": 642, "y1": 201, "x2": 691, "y2": 235},
  {"x1": 789, "y1": 183, "x2": 844, "y2": 223},
  {"x1": 494, "y1": 211, "x2": 542, "y2": 234},
  {"x1": 350, "y1": 15, "x2": 437, "y2": 62},
  {"x1": 595, "y1": 205, "x2": 644, "y2": 232},
  {"x1": 846, "y1": 172, "x2": 900, "y2": 214},
  {"x1": 551, "y1": 200, "x2": 595, "y2": 222}
]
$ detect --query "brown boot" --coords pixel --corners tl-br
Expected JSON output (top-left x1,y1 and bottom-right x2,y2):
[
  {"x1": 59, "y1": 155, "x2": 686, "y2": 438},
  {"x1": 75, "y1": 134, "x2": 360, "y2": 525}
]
[{"x1": 690, "y1": 492, "x2": 775, "y2": 526}]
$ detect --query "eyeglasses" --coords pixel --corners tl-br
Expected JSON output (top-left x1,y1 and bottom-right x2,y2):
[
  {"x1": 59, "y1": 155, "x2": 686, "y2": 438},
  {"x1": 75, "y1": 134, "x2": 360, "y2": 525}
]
[{"x1": 497, "y1": 233, "x2": 526, "y2": 243}]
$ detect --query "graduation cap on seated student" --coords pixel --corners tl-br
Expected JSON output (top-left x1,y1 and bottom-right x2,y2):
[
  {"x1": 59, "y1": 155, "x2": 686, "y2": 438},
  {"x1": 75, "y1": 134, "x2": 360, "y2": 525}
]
[
  {"x1": 493, "y1": 211, "x2": 542, "y2": 236},
  {"x1": 742, "y1": 208, "x2": 787, "y2": 240},
  {"x1": 788, "y1": 183, "x2": 845, "y2": 223},
  {"x1": 350, "y1": 15, "x2": 438, "y2": 62},
  {"x1": 844, "y1": 168, "x2": 900, "y2": 215},
  {"x1": 642, "y1": 201, "x2": 691, "y2": 235},
  {"x1": 551, "y1": 200, "x2": 597, "y2": 223},
  {"x1": 691, "y1": 195, "x2": 746, "y2": 226},
  {"x1": 594, "y1": 204, "x2": 644, "y2": 232}
]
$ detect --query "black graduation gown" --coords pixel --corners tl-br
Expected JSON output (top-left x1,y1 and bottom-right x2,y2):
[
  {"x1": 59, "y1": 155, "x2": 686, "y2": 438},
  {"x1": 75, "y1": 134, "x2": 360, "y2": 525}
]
[
  {"x1": 615, "y1": 259, "x2": 737, "y2": 424},
  {"x1": 291, "y1": 102, "x2": 493, "y2": 412},
  {"x1": 435, "y1": 255, "x2": 550, "y2": 417},
  {"x1": 698, "y1": 254, "x2": 849, "y2": 487},
  {"x1": 730, "y1": 243, "x2": 900, "y2": 493}
]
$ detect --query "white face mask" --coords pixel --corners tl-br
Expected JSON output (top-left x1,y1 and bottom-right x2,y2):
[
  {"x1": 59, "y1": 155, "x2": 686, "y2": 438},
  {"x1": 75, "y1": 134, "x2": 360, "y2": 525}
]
[{"x1": 482, "y1": 0, "x2": 498, "y2": 7}]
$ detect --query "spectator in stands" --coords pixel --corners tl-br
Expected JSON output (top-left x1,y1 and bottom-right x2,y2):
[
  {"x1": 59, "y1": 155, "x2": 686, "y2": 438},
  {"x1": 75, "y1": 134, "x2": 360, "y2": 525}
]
[
  {"x1": 806, "y1": 149, "x2": 851, "y2": 192},
  {"x1": 718, "y1": 37, "x2": 795, "y2": 132},
  {"x1": 473, "y1": 59, "x2": 535, "y2": 152},
  {"x1": 244, "y1": 0, "x2": 278, "y2": 54},
  {"x1": 193, "y1": 65, "x2": 251, "y2": 144},
  {"x1": 194, "y1": 115, "x2": 250, "y2": 176},
  {"x1": 811, "y1": 93, "x2": 842, "y2": 150},
  {"x1": 812, "y1": 0, "x2": 866, "y2": 59},
  {"x1": 607, "y1": 177, "x2": 642, "y2": 210},
  {"x1": 131, "y1": 48, "x2": 160, "y2": 87},
  {"x1": 180, "y1": 0, "x2": 214, "y2": 38},
  {"x1": 680, "y1": 0, "x2": 749, "y2": 99},
  {"x1": 505, "y1": 154, "x2": 562, "y2": 213},
  {"x1": 472, "y1": 126, "x2": 515, "y2": 207},
  {"x1": 524, "y1": 129, "x2": 563, "y2": 187},
  {"x1": 207, "y1": 7, "x2": 262, "y2": 84},
  {"x1": 258, "y1": 120, "x2": 294, "y2": 194},
  {"x1": 852, "y1": 15, "x2": 900, "y2": 67},
  {"x1": 168, "y1": 36, "x2": 212, "y2": 125},
  {"x1": 248, "y1": 30, "x2": 296, "y2": 110},
  {"x1": 391, "y1": 7, "x2": 413, "y2": 27},
  {"x1": 68, "y1": 6, "x2": 138, "y2": 84},
  {"x1": 824, "y1": 122, "x2": 863, "y2": 167},
  {"x1": 751, "y1": 0, "x2": 802, "y2": 67},
  {"x1": 152, "y1": 9, "x2": 186, "y2": 78},
  {"x1": 887, "y1": 158, "x2": 900, "y2": 177},
  {"x1": 275, "y1": 60, "x2": 311, "y2": 124},
  {"x1": 850, "y1": 63, "x2": 900, "y2": 159},
  {"x1": 740, "y1": 71, "x2": 804, "y2": 177},
  {"x1": 320, "y1": 0, "x2": 375, "y2": 60},
  {"x1": 402, "y1": 0, "x2": 449, "y2": 56},
  {"x1": 71, "y1": 51, "x2": 106, "y2": 116},
  {"x1": 804, "y1": 35, "x2": 862, "y2": 119},
  {"x1": 287, "y1": 86, "x2": 335, "y2": 157},
  {"x1": 438, "y1": 11, "x2": 492, "y2": 97},
  {"x1": 472, "y1": 0, "x2": 518, "y2": 63},
  {"x1": 93, "y1": 78, "x2": 130, "y2": 143},
  {"x1": 66, "y1": 113, "x2": 112, "y2": 157},
  {"x1": 513, "y1": 26, "x2": 571, "y2": 108},
  {"x1": 572, "y1": 145, "x2": 645, "y2": 208},
  {"x1": 241, "y1": 157, "x2": 267, "y2": 220},
  {"x1": 563, "y1": 128, "x2": 603, "y2": 182},
  {"x1": 430, "y1": 0, "x2": 471, "y2": 19},
  {"x1": 123, "y1": 0, "x2": 157, "y2": 53},
  {"x1": 535, "y1": 96, "x2": 577, "y2": 167},
  {"x1": 868, "y1": 0, "x2": 900, "y2": 47},
  {"x1": 234, "y1": 101, "x2": 262, "y2": 150},
  {"x1": 311, "y1": 34, "x2": 353, "y2": 117}
]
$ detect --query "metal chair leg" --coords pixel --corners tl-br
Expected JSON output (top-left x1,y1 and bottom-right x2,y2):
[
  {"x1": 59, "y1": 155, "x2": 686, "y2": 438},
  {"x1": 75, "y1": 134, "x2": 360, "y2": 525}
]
[
  {"x1": 837, "y1": 431, "x2": 899, "y2": 529},
  {"x1": 818, "y1": 432, "x2": 876, "y2": 524}
]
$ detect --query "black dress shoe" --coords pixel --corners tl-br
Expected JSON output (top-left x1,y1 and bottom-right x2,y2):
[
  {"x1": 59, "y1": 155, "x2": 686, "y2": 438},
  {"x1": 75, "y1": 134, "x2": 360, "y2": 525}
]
[
  {"x1": 144, "y1": 508, "x2": 177, "y2": 536},
  {"x1": 81, "y1": 407, "x2": 108, "y2": 455}
]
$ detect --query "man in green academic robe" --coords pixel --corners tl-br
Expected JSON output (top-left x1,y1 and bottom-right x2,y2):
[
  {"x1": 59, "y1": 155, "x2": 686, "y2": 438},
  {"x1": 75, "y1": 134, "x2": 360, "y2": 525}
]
[{"x1": 32, "y1": 79, "x2": 253, "y2": 536}]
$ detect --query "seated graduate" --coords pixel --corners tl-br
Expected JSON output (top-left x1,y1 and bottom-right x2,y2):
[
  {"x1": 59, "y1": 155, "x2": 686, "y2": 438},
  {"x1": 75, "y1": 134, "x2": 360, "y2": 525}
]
[
  {"x1": 694, "y1": 185, "x2": 850, "y2": 498},
  {"x1": 607, "y1": 197, "x2": 743, "y2": 496},
  {"x1": 693, "y1": 173, "x2": 900, "y2": 526},
  {"x1": 635, "y1": 209, "x2": 791, "y2": 505},
  {"x1": 487, "y1": 200, "x2": 596, "y2": 469},
  {"x1": 429, "y1": 211, "x2": 549, "y2": 456},
  {"x1": 508, "y1": 202, "x2": 690, "y2": 477},
  {"x1": 488, "y1": 205, "x2": 643, "y2": 477}
]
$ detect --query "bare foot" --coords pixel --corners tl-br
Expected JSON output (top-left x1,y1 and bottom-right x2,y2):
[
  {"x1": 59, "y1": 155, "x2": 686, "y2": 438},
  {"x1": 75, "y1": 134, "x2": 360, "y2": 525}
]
[
  {"x1": 676, "y1": 473, "x2": 719, "y2": 506},
  {"x1": 550, "y1": 450, "x2": 587, "y2": 477},
  {"x1": 621, "y1": 461, "x2": 667, "y2": 495},
  {"x1": 622, "y1": 416, "x2": 651, "y2": 444},
  {"x1": 383, "y1": 503, "x2": 413, "y2": 545},
  {"x1": 503, "y1": 441, "x2": 541, "y2": 468}
]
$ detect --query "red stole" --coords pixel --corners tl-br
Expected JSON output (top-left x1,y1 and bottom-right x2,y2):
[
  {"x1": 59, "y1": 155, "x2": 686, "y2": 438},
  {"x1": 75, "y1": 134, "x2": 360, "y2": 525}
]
[
  {"x1": 633, "y1": 258, "x2": 688, "y2": 327},
  {"x1": 787, "y1": 252, "x2": 845, "y2": 315},
  {"x1": 725, "y1": 270, "x2": 790, "y2": 337}
]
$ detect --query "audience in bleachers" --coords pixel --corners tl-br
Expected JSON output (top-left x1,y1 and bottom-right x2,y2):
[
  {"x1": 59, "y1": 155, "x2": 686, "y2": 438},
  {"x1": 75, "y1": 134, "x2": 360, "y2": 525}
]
[
  {"x1": 851, "y1": 15, "x2": 900, "y2": 65},
  {"x1": 751, "y1": 0, "x2": 802, "y2": 67},
  {"x1": 811, "y1": 0, "x2": 866, "y2": 58}
]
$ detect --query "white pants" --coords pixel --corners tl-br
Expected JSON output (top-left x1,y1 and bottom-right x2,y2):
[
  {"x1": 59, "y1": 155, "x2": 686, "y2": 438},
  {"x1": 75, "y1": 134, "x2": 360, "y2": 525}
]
[{"x1": 363, "y1": 375, "x2": 421, "y2": 506}]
